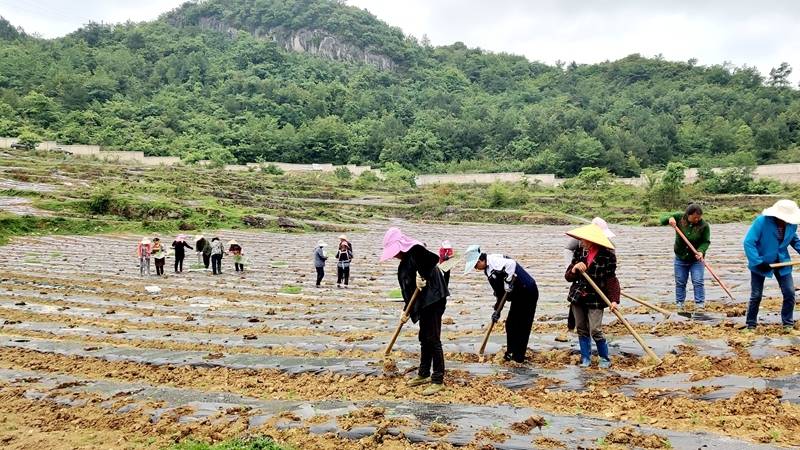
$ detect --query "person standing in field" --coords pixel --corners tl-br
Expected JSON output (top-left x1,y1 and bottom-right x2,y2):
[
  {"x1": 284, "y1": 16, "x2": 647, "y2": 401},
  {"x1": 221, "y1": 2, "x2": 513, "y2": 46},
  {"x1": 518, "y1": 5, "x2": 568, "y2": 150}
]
[
  {"x1": 336, "y1": 239, "x2": 353, "y2": 288},
  {"x1": 564, "y1": 224, "x2": 620, "y2": 369},
  {"x1": 381, "y1": 227, "x2": 449, "y2": 396},
  {"x1": 228, "y1": 240, "x2": 245, "y2": 272},
  {"x1": 438, "y1": 240, "x2": 454, "y2": 287},
  {"x1": 661, "y1": 204, "x2": 710, "y2": 310},
  {"x1": 195, "y1": 235, "x2": 210, "y2": 269},
  {"x1": 314, "y1": 240, "x2": 328, "y2": 287},
  {"x1": 152, "y1": 237, "x2": 166, "y2": 276},
  {"x1": 210, "y1": 237, "x2": 224, "y2": 275},
  {"x1": 743, "y1": 199, "x2": 800, "y2": 332},
  {"x1": 171, "y1": 234, "x2": 193, "y2": 273},
  {"x1": 137, "y1": 238, "x2": 152, "y2": 277}
]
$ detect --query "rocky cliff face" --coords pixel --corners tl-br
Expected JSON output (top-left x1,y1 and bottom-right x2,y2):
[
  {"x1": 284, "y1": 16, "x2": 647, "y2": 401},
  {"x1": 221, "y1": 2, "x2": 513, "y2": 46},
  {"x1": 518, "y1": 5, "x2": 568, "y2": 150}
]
[{"x1": 196, "y1": 17, "x2": 396, "y2": 71}]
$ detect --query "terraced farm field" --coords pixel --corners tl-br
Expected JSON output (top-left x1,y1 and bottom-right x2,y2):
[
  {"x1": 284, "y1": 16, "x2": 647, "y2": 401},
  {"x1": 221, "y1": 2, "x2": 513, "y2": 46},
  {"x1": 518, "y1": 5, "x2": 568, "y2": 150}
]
[{"x1": 1, "y1": 220, "x2": 799, "y2": 449}]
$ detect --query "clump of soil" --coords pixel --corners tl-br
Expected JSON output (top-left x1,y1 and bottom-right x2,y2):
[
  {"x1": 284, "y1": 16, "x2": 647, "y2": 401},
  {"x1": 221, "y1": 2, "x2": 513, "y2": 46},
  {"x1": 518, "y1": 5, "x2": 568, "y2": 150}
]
[
  {"x1": 510, "y1": 415, "x2": 546, "y2": 433},
  {"x1": 533, "y1": 436, "x2": 567, "y2": 449},
  {"x1": 605, "y1": 426, "x2": 670, "y2": 448},
  {"x1": 337, "y1": 406, "x2": 386, "y2": 430},
  {"x1": 343, "y1": 334, "x2": 374, "y2": 343},
  {"x1": 382, "y1": 358, "x2": 399, "y2": 375},
  {"x1": 428, "y1": 421, "x2": 456, "y2": 436},
  {"x1": 474, "y1": 427, "x2": 509, "y2": 443}
]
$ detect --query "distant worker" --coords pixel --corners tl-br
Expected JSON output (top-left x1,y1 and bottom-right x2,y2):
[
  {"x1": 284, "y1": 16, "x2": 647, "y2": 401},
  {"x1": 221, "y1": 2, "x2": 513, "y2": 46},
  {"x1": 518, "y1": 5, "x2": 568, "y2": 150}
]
[{"x1": 314, "y1": 240, "x2": 328, "y2": 287}]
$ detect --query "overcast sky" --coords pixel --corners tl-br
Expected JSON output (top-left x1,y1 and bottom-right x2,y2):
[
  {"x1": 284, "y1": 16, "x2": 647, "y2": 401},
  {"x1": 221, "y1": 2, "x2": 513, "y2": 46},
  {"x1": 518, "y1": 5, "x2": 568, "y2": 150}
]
[{"x1": 1, "y1": 0, "x2": 797, "y2": 85}]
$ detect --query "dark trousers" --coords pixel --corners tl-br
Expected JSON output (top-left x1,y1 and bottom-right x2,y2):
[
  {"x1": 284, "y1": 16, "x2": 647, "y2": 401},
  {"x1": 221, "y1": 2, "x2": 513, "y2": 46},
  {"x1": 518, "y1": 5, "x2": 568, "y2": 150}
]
[
  {"x1": 211, "y1": 254, "x2": 222, "y2": 275},
  {"x1": 505, "y1": 285, "x2": 539, "y2": 363},
  {"x1": 443, "y1": 270, "x2": 451, "y2": 287},
  {"x1": 337, "y1": 266, "x2": 350, "y2": 285},
  {"x1": 202, "y1": 254, "x2": 210, "y2": 269},
  {"x1": 418, "y1": 301, "x2": 446, "y2": 384},
  {"x1": 315, "y1": 267, "x2": 324, "y2": 285},
  {"x1": 154, "y1": 258, "x2": 165, "y2": 276},
  {"x1": 235, "y1": 263, "x2": 244, "y2": 272},
  {"x1": 174, "y1": 255, "x2": 184, "y2": 272},
  {"x1": 747, "y1": 271, "x2": 796, "y2": 328}
]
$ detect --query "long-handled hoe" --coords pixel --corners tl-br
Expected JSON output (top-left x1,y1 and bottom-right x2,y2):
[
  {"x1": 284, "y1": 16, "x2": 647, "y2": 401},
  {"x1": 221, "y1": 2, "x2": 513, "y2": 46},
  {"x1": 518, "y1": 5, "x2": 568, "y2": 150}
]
[{"x1": 580, "y1": 270, "x2": 661, "y2": 364}]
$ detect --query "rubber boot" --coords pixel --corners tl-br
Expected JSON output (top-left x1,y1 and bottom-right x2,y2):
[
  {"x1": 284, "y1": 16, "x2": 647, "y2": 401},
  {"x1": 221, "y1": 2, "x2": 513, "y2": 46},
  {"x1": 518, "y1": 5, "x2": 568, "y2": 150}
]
[
  {"x1": 578, "y1": 336, "x2": 592, "y2": 368},
  {"x1": 596, "y1": 339, "x2": 611, "y2": 369}
]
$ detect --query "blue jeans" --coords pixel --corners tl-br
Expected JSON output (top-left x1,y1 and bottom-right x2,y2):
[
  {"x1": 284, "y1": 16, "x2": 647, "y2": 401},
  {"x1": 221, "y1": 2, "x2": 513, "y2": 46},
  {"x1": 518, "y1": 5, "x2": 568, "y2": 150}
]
[
  {"x1": 746, "y1": 271, "x2": 796, "y2": 328},
  {"x1": 674, "y1": 258, "x2": 705, "y2": 305}
]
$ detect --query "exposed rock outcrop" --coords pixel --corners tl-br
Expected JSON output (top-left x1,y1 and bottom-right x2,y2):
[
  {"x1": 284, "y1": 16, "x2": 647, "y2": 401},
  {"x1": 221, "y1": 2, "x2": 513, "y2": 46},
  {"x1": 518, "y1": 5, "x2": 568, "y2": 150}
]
[{"x1": 196, "y1": 17, "x2": 396, "y2": 70}]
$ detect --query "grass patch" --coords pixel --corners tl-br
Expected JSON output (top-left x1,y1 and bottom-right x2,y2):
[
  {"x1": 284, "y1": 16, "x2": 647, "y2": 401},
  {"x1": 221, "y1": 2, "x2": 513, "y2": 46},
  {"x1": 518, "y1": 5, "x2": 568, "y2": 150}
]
[
  {"x1": 279, "y1": 285, "x2": 302, "y2": 294},
  {"x1": 168, "y1": 435, "x2": 290, "y2": 450},
  {"x1": 387, "y1": 288, "x2": 402, "y2": 299}
]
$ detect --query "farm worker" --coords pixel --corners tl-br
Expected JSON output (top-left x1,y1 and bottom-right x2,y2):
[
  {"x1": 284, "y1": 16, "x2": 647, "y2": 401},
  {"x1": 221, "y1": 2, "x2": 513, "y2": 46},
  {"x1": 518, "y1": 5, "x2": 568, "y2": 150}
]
[
  {"x1": 381, "y1": 227, "x2": 449, "y2": 396},
  {"x1": 210, "y1": 237, "x2": 224, "y2": 275},
  {"x1": 560, "y1": 217, "x2": 616, "y2": 341},
  {"x1": 137, "y1": 238, "x2": 152, "y2": 277},
  {"x1": 660, "y1": 204, "x2": 709, "y2": 310},
  {"x1": 171, "y1": 234, "x2": 193, "y2": 273},
  {"x1": 228, "y1": 240, "x2": 244, "y2": 272},
  {"x1": 314, "y1": 240, "x2": 328, "y2": 287},
  {"x1": 564, "y1": 224, "x2": 620, "y2": 369},
  {"x1": 195, "y1": 235, "x2": 211, "y2": 269},
  {"x1": 743, "y1": 199, "x2": 800, "y2": 331},
  {"x1": 438, "y1": 240, "x2": 454, "y2": 286},
  {"x1": 152, "y1": 237, "x2": 166, "y2": 276},
  {"x1": 336, "y1": 239, "x2": 353, "y2": 288},
  {"x1": 464, "y1": 245, "x2": 539, "y2": 363}
]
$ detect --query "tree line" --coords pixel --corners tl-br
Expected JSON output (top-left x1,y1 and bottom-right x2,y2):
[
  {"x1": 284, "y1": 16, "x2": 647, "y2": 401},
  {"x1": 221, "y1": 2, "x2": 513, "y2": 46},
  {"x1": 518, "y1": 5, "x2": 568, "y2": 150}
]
[{"x1": 1, "y1": 0, "x2": 799, "y2": 176}]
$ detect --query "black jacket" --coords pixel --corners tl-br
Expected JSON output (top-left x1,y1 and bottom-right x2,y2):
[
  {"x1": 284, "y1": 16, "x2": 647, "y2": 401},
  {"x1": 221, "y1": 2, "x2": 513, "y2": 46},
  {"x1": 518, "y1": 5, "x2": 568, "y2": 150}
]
[
  {"x1": 397, "y1": 244, "x2": 449, "y2": 323},
  {"x1": 172, "y1": 240, "x2": 193, "y2": 257}
]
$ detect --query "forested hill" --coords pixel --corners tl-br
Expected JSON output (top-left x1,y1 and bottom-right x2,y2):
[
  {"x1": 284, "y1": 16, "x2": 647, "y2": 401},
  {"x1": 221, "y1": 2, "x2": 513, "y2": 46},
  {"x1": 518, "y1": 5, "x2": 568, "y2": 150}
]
[{"x1": 1, "y1": 0, "x2": 799, "y2": 176}]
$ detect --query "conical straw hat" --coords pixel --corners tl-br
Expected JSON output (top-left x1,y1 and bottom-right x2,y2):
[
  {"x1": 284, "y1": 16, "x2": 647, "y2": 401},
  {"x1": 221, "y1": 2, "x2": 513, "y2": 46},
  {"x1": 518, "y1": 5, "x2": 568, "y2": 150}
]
[{"x1": 565, "y1": 224, "x2": 615, "y2": 250}]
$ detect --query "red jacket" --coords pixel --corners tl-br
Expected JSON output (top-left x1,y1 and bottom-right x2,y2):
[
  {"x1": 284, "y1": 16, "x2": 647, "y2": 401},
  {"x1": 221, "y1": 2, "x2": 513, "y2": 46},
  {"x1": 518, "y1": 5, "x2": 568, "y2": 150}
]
[{"x1": 438, "y1": 247, "x2": 454, "y2": 264}]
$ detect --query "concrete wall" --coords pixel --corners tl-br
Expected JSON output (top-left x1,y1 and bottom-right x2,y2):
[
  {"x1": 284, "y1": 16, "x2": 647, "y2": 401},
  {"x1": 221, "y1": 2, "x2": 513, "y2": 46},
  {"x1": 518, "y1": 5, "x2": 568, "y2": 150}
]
[
  {"x1": 753, "y1": 164, "x2": 800, "y2": 183},
  {"x1": 60, "y1": 144, "x2": 102, "y2": 156},
  {"x1": 0, "y1": 137, "x2": 18, "y2": 148},
  {"x1": 417, "y1": 172, "x2": 529, "y2": 186},
  {"x1": 224, "y1": 164, "x2": 250, "y2": 172},
  {"x1": 36, "y1": 141, "x2": 59, "y2": 151},
  {"x1": 98, "y1": 151, "x2": 145, "y2": 162},
  {"x1": 8, "y1": 135, "x2": 800, "y2": 185},
  {"x1": 141, "y1": 156, "x2": 181, "y2": 166}
]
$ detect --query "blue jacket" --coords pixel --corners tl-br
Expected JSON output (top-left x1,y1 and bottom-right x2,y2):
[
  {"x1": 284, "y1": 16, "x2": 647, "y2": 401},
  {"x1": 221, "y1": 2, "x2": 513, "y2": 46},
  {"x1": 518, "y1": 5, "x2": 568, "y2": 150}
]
[{"x1": 743, "y1": 215, "x2": 800, "y2": 278}]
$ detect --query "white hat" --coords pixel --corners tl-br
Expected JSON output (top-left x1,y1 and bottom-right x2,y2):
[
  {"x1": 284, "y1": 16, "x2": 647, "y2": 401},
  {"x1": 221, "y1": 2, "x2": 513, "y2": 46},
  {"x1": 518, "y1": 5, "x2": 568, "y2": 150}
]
[
  {"x1": 441, "y1": 240, "x2": 452, "y2": 249},
  {"x1": 140, "y1": 238, "x2": 151, "y2": 245},
  {"x1": 463, "y1": 244, "x2": 481, "y2": 274},
  {"x1": 338, "y1": 234, "x2": 348, "y2": 241},
  {"x1": 763, "y1": 199, "x2": 800, "y2": 225},
  {"x1": 228, "y1": 239, "x2": 239, "y2": 246},
  {"x1": 318, "y1": 240, "x2": 327, "y2": 247},
  {"x1": 591, "y1": 217, "x2": 616, "y2": 239}
]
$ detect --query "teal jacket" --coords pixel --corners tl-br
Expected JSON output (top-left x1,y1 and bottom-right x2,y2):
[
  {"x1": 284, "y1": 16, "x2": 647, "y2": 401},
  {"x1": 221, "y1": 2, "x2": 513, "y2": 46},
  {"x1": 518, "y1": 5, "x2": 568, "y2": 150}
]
[{"x1": 743, "y1": 215, "x2": 800, "y2": 278}]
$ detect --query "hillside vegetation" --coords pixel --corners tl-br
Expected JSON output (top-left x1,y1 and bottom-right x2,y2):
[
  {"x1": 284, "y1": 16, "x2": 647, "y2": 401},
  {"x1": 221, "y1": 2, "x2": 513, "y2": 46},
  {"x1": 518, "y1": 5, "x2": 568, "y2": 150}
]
[{"x1": 0, "y1": 0, "x2": 799, "y2": 176}]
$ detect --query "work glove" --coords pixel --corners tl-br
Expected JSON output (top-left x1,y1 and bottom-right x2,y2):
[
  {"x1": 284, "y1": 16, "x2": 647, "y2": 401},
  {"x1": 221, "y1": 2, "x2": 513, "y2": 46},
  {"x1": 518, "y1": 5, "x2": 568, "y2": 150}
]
[
  {"x1": 504, "y1": 274, "x2": 516, "y2": 293},
  {"x1": 491, "y1": 309, "x2": 501, "y2": 322},
  {"x1": 416, "y1": 274, "x2": 427, "y2": 289},
  {"x1": 756, "y1": 262, "x2": 773, "y2": 272}
]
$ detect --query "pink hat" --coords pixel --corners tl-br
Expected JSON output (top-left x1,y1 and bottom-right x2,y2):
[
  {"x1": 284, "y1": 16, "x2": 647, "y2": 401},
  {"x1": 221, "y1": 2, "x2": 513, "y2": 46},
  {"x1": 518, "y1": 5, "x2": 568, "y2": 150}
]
[
  {"x1": 176, "y1": 234, "x2": 187, "y2": 242},
  {"x1": 380, "y1": 227, "x2": 421, "y2": 262}
]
